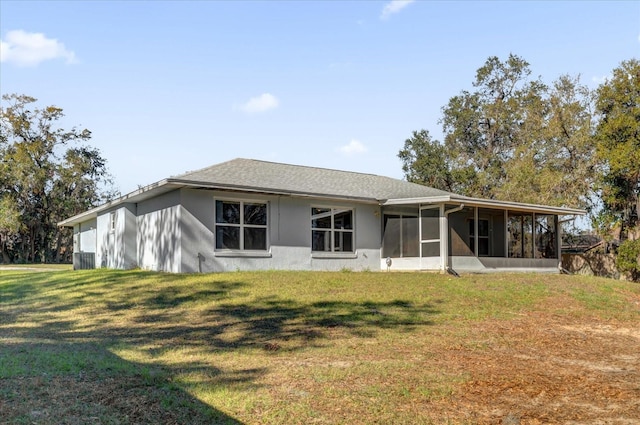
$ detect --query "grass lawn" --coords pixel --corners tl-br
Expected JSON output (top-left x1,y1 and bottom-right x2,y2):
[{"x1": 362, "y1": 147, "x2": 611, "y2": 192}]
[
  {"x1": 1, "y1": 269, "x2": 639, "y2": 424},
  {"x1": 0, "y1": 263, "x2": 72, "y2": 271}
]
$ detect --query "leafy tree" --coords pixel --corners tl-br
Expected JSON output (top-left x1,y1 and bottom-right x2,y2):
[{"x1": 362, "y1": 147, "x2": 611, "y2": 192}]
[
  {"x1": 0, "y1": 94, "x2": 115, "y2": 263},
  {"x1": 0, "y1": 195, "x2": 21, "y2": 263},
  {"x1": 398, "y1": 129, "x2": 454, "y2": 192},
  {"x1": 439, "y1": 54, "x2": 544, "y2": 199},
  {"x1": 401, "y1": 54, "x2": 596, "y2": 210},
  {"x1": 594, "y1": 59, "x2": 640, "y2": 240},
  {"x1": 497, "y1": 75, "x2": 596, "y2": 209}
]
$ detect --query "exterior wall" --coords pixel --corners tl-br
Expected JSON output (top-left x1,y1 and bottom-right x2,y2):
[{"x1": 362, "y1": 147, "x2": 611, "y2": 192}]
[
  {"x1": 180, "y1": 188, "x2": 381, "y2": 272},
  {"x1": 478, "y1": 257, "x2": 558, "y2": 270},
  {"x1": 75, "y1": 219, "x2": 97, "y2": 253},
  {"x1": 137, "y1": 190, "x2": 181, "y2": 273},
  {"x1": 72, "y1": 219, "x2": 97, "y2": 270},
  {"x1": 96, "y1": 204, "x2": 137, "y2": 269},
  {"x1": 73, "y1": 187, "x2": 565, "y2": 274},
  {"x1": 95, "y1": 211, "x2": 112, "y2": 268},
  {"x1": 380, "y1": 256, "x2": 440, "y2": 271},
  {"x1": 122, "y1": 205, "x2": 137, "y2": 268}
]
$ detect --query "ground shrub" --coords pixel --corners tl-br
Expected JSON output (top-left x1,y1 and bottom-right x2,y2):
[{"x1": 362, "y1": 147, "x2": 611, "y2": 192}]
[{"x1": 616, "y1": 238, "x2": 640, "y2": 281}]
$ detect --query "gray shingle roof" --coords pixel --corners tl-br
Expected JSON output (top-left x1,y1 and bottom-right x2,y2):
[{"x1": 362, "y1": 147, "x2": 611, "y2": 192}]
[{"x1": 172, "y1": 158, "x2": 452, "y2": 202}]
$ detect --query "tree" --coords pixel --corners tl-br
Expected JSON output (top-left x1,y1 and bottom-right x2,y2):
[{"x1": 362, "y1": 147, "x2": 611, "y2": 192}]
[
  {"x1": 594, "y1": 59, "x2": 640, "y2": 240},
  {"x1": 616, "y1": 239, "x2": 640, "y2": 281},
  {"x1": 0, "y1": 94, "x2": 115, "y2": 263},
  {"x1": 401, "y1": 54, "x2": 596, "y2": 210},
  {"x1": 440, "y1": 54, "x2": 544, "y2": 199},
  {"x1": 398, "y1": 129, "x2": 454, "y2": 192},
  {"x1": 0, "y1": 195, "x2": 21, "y2": 263},
  {"x1": 496, "y1": 75, "x2": 596, "y2": 209}
]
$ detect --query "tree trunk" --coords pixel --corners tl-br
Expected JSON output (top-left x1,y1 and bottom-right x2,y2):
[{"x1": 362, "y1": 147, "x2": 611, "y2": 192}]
[{"x1": 0, "y1": 236, "x2": 10, "y2": 264}]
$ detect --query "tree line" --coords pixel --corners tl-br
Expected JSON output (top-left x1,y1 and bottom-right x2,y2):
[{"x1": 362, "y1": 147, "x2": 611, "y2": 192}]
[
  {"x1": 1, "y1": 56, "x2": 638, "y2": 272},
  {"x1": 399, "y1": 55, "x2": 639, "y2": 277},
  {"x1": 0, "y1": 94, "x2": 116, "y2": 263}
]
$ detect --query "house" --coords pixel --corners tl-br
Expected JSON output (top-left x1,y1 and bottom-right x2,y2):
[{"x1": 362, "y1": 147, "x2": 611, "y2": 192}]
[{"x1": 58, "y1": 158, "x2": 585, "y2": 273}]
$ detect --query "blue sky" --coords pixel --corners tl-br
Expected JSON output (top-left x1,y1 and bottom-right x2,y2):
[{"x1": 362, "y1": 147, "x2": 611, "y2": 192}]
[{"x1": 1, "y1": 0, "x2": 639, "y2": 195}]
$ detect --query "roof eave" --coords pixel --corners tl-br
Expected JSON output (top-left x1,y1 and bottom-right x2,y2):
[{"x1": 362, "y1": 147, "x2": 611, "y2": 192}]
[
  {"x1": 383, "y1": 195, "x2": 586, "y2": 216},
  {"x1": 58, "y1": 179, "x2": 177, "y2": 227},
  {"x1": 58, "y1": 178, "x2": 381, "y2": 228}
]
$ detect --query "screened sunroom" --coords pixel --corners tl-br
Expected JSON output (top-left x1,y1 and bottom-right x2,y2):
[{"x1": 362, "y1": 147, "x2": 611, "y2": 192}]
[{"x1": 380, "y1": 196, "x2": 583, "y2": 273}]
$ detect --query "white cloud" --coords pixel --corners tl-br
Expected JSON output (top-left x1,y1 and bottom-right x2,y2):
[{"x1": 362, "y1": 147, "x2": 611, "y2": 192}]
[
  {"x1": 236, "y1": 93, "x2": 279, "y2": 113},
  {"x1": 380, "y1": 0, "x2": 415, "y2": 20},
  {"x1": 0, "y1": 30, "x2": 76, "y2": 66},
  {"x1": 337, "y1": 139, "x2": 368, "y2": 155}
]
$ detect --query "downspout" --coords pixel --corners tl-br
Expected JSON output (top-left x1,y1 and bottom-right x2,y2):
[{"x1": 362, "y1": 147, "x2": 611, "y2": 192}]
[{"x1": 443, "y1": 204, "x2": 465, "y2": 275}]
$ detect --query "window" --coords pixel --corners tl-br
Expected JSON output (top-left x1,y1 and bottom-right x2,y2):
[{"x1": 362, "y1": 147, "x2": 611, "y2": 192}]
[
  {"x1": 382, "y1": 214, "x2": 418, "y2": 257},
  {"x1": 535, "y1": 215, "x2": 557, "y2": 259},
  {"x1": 469, "y1": 218, "x2": 490, "y2": 256},
  {"x1": 508, "y1": 213, "x2": 533, "y2": 258},
  {"x1": 109, "y1": 212, "x2": 116, "y2": 232},
  {"x1": 215, "y1": 200, "x2": 267, "y2": 251},
  {"x1": 420, "y1": 207, "x2": 440, "y2": 257},
  {"x1": 311, "y1": 207, "x2": 354, "y2": 252}
]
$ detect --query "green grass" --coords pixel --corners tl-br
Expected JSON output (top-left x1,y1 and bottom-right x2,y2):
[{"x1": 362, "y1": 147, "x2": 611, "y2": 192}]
[
  {"x1": 0, "y1": 263, "x2": 72, "y2": 270},
  {"x1": 1, "y1": 269, "x2": 638, "y2": 424}
]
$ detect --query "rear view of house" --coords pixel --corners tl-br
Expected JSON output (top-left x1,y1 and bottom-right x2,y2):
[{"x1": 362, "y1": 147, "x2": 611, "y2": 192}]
[{"x1": 59, "y1": 158, "x2": 584, "y2": 273}]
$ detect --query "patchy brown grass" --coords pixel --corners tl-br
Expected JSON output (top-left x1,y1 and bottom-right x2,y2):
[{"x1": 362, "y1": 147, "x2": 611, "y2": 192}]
[{"x1": 1, "y1": 270, "x2": 639, "y2": 424}]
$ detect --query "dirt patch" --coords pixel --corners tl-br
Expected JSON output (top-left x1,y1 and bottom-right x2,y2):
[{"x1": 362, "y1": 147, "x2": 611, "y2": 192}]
[{"x1": 426, "y1": 313, "x2": 640, "y2": 424}]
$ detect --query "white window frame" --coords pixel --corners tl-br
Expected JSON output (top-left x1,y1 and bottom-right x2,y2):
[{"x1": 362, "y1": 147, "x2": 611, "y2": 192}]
[
  {"x1": 311, "y1": 207, "x2": 355, "y2": 253},
  {"x1": 109, "y1": 211, "x2": 116, "y2": 233},
  {"x1": 214, "y1": 198, "x2": 269, "y2": 252},
  {"x1": 419, "y1": 206, "x2": 440, "y2": 258}
]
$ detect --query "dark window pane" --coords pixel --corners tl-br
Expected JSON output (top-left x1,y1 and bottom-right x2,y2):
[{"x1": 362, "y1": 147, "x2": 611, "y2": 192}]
[
  {"x1": 245, "y1": 203, "x2": 267, "y2": 225},
  {"x1": 508, "y1": 215, "x2": 522, "y2": 258},
  {"x1": 535, "y1": 215, "x2": 557, "y2": 259},
  {"x1": 449, "y1": 207, "x2": 474, "y2": 256},
  {"x1": 244, "y1": 227, "x2": 267, "y2": 250},
  {"x1": 311, "y1": 208, "x2": 332, "y2": 229},
  {"x1": 216, "y1": 226, "x2": 239, "y2": 249},
  {"x1": 312, "y1": 230, "x2": 331, "y2": 251},
  {"x1": 421, "y1": 241, "x2": 440, "y2": 257},
  {"x1": 382, "y1": 216, "x2": 401, "y2": 258},
  {"x1": 403, "y1": 217, "x2": 419, "y2": 257},
  {"x1": 334, "y1": 209, "x2": 353, "y2": 229},
  {"x1": 523, "y1": 214, "x2": 533, "y2": 258},
  {"x1": 508, "y1": 213, "x2": 533, "y2": 258},
  {"x1": 421, "y1": 208, "x2": 440, "y2": 241},
  {"x1": 334, "y1": 231, "x2": 353, "y2": 252},
  {"x1": 478, "y1": 219, "x2": 489, "y2": 237},
  {"x1": 478, "y1": 238, "x2": 489, "y2": 256},
  {"x1": 216, "y1": 201, "x2": 240, "y2": 224}
]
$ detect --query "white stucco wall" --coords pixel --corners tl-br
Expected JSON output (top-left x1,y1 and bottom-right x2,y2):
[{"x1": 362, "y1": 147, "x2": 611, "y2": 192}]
[
  {"x1": 95, "y1": 211, "x2": 112, "y2": 268},
  {"x1": 95, "y1": 204, "x2": 137, "y2": 269},
  {"x1": 75, "y1": 219, "x2": 97, "y2": 253},
  {"x1": 137, "y1": 191, "x2": 181, "y2": 273}
]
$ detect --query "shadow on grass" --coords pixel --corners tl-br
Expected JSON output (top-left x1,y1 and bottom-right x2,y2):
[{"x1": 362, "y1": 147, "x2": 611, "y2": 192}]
[
  {"x1": 0, "y1": 341, "x2": 244, "y2": 424},
  {"x1": 0, "y1": 269, "x2": 440, "y2": 423}
]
